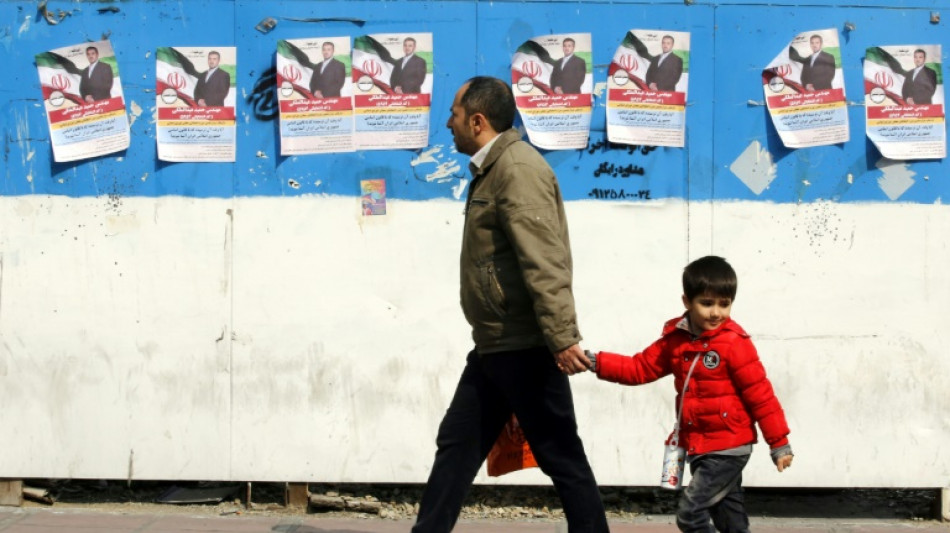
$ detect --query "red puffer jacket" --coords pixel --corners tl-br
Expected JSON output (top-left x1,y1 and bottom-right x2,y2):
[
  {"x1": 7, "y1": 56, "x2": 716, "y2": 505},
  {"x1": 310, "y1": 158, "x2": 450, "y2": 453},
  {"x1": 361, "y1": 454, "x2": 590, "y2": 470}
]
[{"x1": 596, "y1": 316, "x2": 789, "y2": 455}]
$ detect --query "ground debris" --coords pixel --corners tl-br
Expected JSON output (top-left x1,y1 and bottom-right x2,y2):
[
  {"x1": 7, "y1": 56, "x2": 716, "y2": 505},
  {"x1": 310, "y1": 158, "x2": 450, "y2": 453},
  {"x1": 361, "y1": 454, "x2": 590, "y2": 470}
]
[{"x1": 14, "y1": 479, "x2": 941, "y2": 522}]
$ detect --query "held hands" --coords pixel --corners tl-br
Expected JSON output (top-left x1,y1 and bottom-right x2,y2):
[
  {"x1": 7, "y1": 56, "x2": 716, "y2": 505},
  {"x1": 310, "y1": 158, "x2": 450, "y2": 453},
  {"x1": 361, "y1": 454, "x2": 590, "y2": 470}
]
[
  {"x1": 775, "y1": 454, "x2": 794, "y2": 472},
  {"x1": 554, "y1": 344, "x2": 592, "y2": 375}
]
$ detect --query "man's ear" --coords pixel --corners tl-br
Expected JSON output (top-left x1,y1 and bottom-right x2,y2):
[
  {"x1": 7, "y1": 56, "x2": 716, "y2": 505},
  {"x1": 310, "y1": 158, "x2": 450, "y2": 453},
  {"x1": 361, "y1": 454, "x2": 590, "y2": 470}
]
[
  {"x1": 470, "y1": 112, "x2": 487, "y2": 133},
  {"x1": 681, "y1": 294, "x2": 690, "y2": 309}
]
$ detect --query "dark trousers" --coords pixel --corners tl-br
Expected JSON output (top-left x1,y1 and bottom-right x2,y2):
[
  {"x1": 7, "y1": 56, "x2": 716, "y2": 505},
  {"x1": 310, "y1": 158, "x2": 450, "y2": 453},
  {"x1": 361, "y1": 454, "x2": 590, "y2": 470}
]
[
  {"x1": 676, "y1": 454, "x2": 751, "y2": 533},
  {"x1": 412, "y1": 347, "x2": 609, "y2": 533}
]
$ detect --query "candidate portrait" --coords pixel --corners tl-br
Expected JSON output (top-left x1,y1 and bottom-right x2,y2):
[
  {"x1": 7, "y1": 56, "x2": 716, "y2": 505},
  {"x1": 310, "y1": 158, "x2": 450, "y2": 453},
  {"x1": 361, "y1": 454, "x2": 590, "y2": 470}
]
[
  {"x1": 550, "y1": 37, "x2": 586, "y2": 94},
  {"x1": 390, "y1": 37, "x2": 427, "y2": 94},
  {"x1": 79, "y1": 46, "x2": 114, "y2": 103},
  {"x1": 309, "y1": 42, "x2": 346, "y2": 99},
  {"x1": 645, "y1": 35, "x2": 683, "y2": 92},
  {"x1": 194, "y1": 50, "x2": 231, "y2": 107}
]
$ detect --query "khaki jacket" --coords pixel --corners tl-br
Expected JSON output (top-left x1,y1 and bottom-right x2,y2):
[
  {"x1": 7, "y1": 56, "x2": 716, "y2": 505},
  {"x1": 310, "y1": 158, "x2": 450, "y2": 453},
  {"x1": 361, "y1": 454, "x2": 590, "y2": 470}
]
[{"x1": 460, "y1": 129, "x2": 581, "y2": 354}]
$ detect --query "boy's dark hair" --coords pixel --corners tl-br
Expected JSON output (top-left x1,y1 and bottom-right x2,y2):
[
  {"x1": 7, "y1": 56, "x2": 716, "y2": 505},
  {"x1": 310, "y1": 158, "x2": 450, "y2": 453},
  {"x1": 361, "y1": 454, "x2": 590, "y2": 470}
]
[
  {"x1": 682, "y1": 256, "x2": 737, "y2": 301},
  {"x1": 460, "y1": 76, "x2": 515, "y2": 133}
]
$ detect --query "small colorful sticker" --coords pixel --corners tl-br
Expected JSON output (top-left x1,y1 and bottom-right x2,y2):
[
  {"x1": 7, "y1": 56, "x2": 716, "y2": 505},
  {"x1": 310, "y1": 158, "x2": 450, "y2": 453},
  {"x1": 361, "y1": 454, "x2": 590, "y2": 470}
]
[{"x1": 361, "y1": 179, "x2": 387, "y2": 215}]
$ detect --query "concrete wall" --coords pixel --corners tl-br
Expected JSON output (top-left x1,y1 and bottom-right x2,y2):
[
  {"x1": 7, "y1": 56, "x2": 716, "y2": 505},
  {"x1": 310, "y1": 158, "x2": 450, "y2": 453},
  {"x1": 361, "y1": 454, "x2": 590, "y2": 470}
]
[{"x1": 1, "y1": 1, "x2": 948, "y2": 488}]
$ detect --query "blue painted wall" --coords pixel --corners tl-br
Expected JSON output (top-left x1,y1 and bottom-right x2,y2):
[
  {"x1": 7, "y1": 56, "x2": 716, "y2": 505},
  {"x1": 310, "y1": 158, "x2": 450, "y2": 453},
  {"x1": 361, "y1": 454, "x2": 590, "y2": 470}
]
[{"x1": 2, "y1": 1, "x2": 947, "y2": 202}]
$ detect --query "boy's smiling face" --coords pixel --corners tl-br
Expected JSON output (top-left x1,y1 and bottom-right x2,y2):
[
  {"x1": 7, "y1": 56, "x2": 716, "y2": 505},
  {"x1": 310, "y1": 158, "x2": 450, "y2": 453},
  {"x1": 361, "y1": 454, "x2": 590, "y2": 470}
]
[{"x1": 683, "y1": 292, "x2": 732, "y2": 333}]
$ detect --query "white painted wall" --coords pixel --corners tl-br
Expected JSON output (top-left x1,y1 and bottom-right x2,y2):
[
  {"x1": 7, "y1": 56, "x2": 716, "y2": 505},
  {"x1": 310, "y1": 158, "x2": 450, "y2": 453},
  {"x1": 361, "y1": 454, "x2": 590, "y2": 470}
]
[{"x1": 1, "y1": 195, "x2": 948, "y2": 487}]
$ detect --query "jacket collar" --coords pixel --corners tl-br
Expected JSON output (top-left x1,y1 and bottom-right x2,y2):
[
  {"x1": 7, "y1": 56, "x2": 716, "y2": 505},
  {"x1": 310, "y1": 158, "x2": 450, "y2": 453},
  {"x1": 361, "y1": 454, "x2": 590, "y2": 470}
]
[
  {"x1": 468, "y1": 128, "x2": 523, "y2": 179},
  {"x1": 663, "y1": 314, "x2": 746, "y2": 339}
]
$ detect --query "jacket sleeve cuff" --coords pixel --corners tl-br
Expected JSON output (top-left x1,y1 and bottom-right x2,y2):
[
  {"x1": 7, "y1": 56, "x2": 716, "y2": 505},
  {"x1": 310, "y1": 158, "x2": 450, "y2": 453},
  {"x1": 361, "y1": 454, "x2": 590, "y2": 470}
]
[
  {"x1": 770, "y1": 443, "x2": 793, "y2": 463},
  {"x1": 547, "y1": 329, "x2": 582, "y2": 354}
]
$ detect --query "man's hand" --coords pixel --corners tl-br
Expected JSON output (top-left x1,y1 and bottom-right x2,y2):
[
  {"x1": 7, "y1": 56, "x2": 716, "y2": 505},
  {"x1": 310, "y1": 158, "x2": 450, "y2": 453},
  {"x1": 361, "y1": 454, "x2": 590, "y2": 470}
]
[
  {"x1": 554, "y1": 344, "x2": 591, "y2": 375},
  {"x1": 776, "y1": 454, "x2": 793, "y2": 472}
]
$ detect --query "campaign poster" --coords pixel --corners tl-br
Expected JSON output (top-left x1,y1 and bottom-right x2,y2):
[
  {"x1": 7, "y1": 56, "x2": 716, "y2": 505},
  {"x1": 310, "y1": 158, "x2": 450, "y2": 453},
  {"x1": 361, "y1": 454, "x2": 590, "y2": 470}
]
[
  {"x1": 762, "y1": 29, "x2": 849, "y2": 148},
  {"x1": 511, "y1": 33, "x2": 593, "y2": 150},
  {"x1": 156, "y1": 46, "x2": 237, "y2": 162},
  {"x1": 351, "y1": 33, "x2": 432, "y2": 150},
  {"x1": 361, "y1": 179, "x2": 387, "y2": 215},
  {"x1": 606, "y1": 30, "x2": 690, "y2": 148},
  {"x1": 35, "y1": 40, "x2": 130, "y2": 162},
  {"x1": 864, "y1": 45, "x2": 945, "y2": 160},
  {"x1": 276, "y1": 37, "x2": 354, "y2": 155}
]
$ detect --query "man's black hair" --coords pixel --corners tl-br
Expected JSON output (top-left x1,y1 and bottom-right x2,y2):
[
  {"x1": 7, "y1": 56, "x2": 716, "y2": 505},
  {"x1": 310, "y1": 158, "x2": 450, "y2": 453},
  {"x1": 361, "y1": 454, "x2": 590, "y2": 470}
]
[{"x1": 460, "y1": 76, "x2": 515, "y2": 133}]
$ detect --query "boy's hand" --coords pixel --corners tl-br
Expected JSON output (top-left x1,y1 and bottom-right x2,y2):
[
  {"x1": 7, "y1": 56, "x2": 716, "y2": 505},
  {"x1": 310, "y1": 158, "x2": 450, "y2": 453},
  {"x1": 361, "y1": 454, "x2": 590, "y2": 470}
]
[
  {"x1": 775, "y1": 454, "x2": 793, "y2": 472},
  {"x1": 554, "y1": 344, "x2": 591, "y2": 375}
]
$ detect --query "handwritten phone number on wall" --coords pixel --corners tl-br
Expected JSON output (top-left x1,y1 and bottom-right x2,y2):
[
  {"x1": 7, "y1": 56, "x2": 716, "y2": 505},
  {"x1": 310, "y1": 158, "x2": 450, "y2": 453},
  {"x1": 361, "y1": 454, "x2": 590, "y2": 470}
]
[{"x1": 587, "y1": 188, "x2": 651, "y2": 200}]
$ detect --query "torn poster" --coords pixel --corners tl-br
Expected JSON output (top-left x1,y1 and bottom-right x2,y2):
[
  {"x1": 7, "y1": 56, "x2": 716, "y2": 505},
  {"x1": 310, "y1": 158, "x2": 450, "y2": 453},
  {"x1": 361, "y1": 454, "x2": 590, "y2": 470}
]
[
  {"x1": 277, "y1": 37, "x2": 355, "y2": 155},
  {"x1": 511, "y1": 33, "x2": 593, "y2": 150},
  {"x1": 762, "y1": 29, "x2": 849, "y2": 148},
  {"x1": 352, "y1": 33, "x2": 432, "y2": 150},
  {"x1": 361, "y1": 179, "x2": 387, "y2": 215},
  {"x1": 864, "y1": 45, "x2": 945, "y2": 160},
  {"x1": 36, "y1": 40, "x2": 130, "y2": 162},
  {"x1": 156, "y1": 47, "x2": 236, "y2": 162},
  {"x1": 606, "y1": 30, "x2": 690, "y2": 148}
]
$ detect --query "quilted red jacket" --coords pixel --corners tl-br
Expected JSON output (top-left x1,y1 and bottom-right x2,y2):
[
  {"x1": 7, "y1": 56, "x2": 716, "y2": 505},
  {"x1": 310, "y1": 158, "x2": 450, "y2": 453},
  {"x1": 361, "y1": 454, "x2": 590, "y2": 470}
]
[{"x1": 596, "y1": 316, "x2": 790, "y2": 455}]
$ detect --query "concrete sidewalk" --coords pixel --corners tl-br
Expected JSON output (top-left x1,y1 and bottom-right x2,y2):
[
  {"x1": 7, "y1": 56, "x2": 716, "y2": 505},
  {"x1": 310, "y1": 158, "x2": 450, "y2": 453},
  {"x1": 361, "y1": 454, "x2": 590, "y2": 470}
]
[{"x1": 0, "y1": 508, "x2": 947, "y2": 533}]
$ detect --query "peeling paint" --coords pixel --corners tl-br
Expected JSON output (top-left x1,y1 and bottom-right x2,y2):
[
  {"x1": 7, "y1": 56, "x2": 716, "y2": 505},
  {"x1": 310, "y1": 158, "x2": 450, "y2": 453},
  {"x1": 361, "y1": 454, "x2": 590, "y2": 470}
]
[
  {"x1": 409, "y1": 145, "x2": 462, "y2": 183},
  {"x1": 128, "y1": 101, "x2": 143, "y2": 127},
  {"x1": 452, "y1": 178, "x2": 469, "y2": 200},
  {"x1": 425, "y1": 160, "x2": 462, "y2": 183},
  {"x1": 592, "y1": 81, "x2": 607, "y2": 98},
  {"x1": 14, "y1": 109, "x2": 34, "y2": 193},
  {"x1": 876, "y1": 158, "x2": 916, "y2": 201},
  {"x1": 729, "y1": 140, "x2": 777, "y2": 195},
  {"x1": 288, "y1": 179, "x2": 300, "y2": 189},
  {"x1": 409, "y1": 145, "x2": 443, "y2": 167},
  {"x1": 17, "y1": 15, "x2": 31, "y2": 36}
]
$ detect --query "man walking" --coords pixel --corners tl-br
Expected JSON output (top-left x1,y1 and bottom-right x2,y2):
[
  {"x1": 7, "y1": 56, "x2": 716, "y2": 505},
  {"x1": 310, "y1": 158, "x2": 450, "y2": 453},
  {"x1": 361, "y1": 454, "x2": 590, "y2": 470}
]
[{"x1": 412, "y1": 76, "x2": 608, "y2": 533}]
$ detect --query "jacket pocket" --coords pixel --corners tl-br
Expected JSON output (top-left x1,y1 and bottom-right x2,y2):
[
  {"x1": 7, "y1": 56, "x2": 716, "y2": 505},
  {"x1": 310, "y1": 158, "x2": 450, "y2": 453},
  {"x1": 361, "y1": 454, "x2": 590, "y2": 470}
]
[
  {"x1": 719, "y1": 397, "x2": 750, "y2": 433},
  {"x1": 480, "y1": 261, "x2": 507, "y2": 318}
]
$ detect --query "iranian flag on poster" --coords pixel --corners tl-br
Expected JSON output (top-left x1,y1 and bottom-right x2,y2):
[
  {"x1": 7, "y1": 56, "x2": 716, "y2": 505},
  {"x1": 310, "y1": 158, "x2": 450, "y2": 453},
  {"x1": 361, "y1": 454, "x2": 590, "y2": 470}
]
[
  {"x1": 511, "y1": 40, "x2": 558, "y2": 95},
  {"x1": 607, "y1": 31, "x2": 652, "y2": 91},
  {"x1": 352, "y1": 35, "x2": 398, "y2": 94},
  {"x1": 35, "y1": 51, "x2": 86, "y2": 107},
  {"x1": 276, "y1": 39, "x2": 319, "y2": 100},
  {"x1": 156, "y1": 47, "x2": 202, "y2": 107}
]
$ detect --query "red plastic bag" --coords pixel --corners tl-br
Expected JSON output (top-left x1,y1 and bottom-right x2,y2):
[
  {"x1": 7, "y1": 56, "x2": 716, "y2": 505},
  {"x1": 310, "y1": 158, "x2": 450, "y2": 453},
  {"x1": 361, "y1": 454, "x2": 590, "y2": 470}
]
[{"x1": 486, "y1": 414, "x2": 538, "y2": 477}]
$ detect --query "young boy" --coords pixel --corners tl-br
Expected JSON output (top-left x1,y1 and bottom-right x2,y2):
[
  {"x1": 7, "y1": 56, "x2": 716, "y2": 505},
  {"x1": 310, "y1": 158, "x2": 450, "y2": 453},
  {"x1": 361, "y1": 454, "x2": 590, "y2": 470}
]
[{"x1": 587, "y1": 255, "x2": 793, "y2": 533}]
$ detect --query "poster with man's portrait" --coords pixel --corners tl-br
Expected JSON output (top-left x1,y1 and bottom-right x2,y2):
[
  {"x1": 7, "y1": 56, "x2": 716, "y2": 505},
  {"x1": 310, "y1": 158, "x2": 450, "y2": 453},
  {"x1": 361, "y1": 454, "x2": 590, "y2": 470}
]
[
  {"x1": 511, "y1": 33, "x2": 593, "y2": 150},
  {"x1": 864, "y1": 44, "x2": 945, "y2": 160},
  {"x1": 277, "y1": 37, "x2": 355, "y2": 155},
  {"x1": 761, "y1": 29, "x2": 849, "y2": 148},
  {"x1": 35, "y1": 39, "x2": 129, "y2": 162},
  {"x1": 351, "y1": 32, "x2": 433, "y2": 150},
  {"x1": 155, "y1": 46, "x2": 237, "y2": 162},
  {"x1": 606, "y1": 29, "x2": 691, "y2": 147}
]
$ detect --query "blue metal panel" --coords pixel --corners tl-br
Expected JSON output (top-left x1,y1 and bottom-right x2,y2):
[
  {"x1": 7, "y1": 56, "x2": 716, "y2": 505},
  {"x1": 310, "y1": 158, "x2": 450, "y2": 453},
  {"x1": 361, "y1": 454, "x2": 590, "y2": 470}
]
[
  {"x1": 712, "y1": 5, "x2": 948, "y2": 202},
  {"x1": 1, "y1": 1, "x2": 948, "y2": 202}
]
